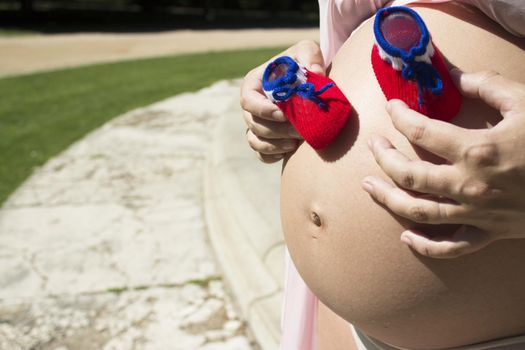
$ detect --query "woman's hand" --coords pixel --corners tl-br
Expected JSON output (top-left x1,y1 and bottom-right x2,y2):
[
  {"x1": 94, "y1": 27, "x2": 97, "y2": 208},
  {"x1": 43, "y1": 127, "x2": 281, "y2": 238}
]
[
  {"x1": 362, "y1": 69, "x2": 525, "y2": 258},
  {"x1": 240, "y1": 40, "x2": 325, "y2": 163}
]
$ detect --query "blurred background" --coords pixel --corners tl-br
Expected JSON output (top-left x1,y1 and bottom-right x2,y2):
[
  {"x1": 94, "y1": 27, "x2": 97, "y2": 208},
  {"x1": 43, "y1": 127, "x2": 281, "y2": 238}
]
[
  {"x1": 0, "y1": 1, "x2": 318, "y2": 349},
  {"x1": 1, "y1": 0, "x2": 318, "y2": 32}
]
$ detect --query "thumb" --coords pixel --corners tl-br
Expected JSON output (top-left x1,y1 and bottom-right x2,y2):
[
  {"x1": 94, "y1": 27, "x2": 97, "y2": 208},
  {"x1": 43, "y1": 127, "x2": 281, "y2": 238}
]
[
  {"x1": 400, "y1": 225, "x2": 493, "y2": 259},
  {"x1": 308, "y1": 63, "x2": 325, "y2": 76},
  {"x1": 295, "y1": 40, "x2": 326, "y2": 76}
]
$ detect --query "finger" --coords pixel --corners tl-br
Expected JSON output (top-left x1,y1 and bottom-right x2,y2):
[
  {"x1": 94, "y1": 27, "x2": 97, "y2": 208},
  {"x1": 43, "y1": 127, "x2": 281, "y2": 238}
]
[
  {"x1": 400, "y1": 225, "x2": 493, "y2": 259},
  {"x1": 451, "y1": 69, "x2": 525, "y2": 116},
  {"x1": 240, "y1": 68, "x2": 287, "y2": 122},
  {"x1": 240, "y1": 88, "x2": 285, "y2": 122},
  {"x1": 246, "y1": 129, "x2": 298, "y2": 155},
  {"x1": 294, "y1": 40, "x2": 326, "y2": 75},
  {"x1": 257, "y1": 152, "x2": 285, "y2": 164},
  {"x1": 369, "y1": 135, "x2": 461, "y2": 198},
  {"x1": 386, "y1": 99, "x2": 471, "y2": 162},
  {"x1": 245, "y1": 112, "x2": 302, "y2": 139},
  {"x1": 362, "y1": 176, "x2": 471, "y2": 225}
]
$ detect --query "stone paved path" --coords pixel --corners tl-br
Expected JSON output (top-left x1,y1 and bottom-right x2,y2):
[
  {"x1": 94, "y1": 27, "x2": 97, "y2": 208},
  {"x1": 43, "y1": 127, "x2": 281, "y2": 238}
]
[
  {"x1": 0, "y1": 80, "x2": 257, "y2": 350},
  {"x1": 0, "y1": 28, "x2": 319, "y2": 77}
]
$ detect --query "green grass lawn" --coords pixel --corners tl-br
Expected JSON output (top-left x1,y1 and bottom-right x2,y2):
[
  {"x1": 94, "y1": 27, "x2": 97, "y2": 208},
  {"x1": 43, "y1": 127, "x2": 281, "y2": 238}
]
[
  {"x1": 0, "y1": 29, "x2": 37, "y2": 36},
  {"x1": 0, "y1": 47, "x2": 284, "y2": 204}
]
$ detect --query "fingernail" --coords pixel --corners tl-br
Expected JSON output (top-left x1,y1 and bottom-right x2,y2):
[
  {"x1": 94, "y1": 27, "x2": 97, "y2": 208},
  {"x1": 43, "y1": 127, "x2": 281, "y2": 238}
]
[
  {"x1": 450, "y1": 67, "x2": 462, "y2": 75},
  {"x1": 283, "y1": 142, "x2": 296, "y2": 151},
  {"x1": 387, "y1": 99, "x2": 406, "y2": 112},
  {"x1": 368, "y1": 135, "x2": 381, "y2": 150},
  {"x1": 309, "y1": 63, "x2": 324, "y2": 74},
  {"x1": 272, "y1": 110, "x2": 285, "y2": 121},
  {"x1": 385, "y1": 101, "x2": 392, "y2": 113},
  {"x1": 400, "y1": 234, "x2": 412, "y2": 247},
  {"x1": 361, "y1": 179, "x2": 374, "y2": 193},
  {"x1": 450, "y1": 67, "x2": 463, "y2": 82},
  {"x1": 290, "y1": 129, "x2": 303, "y2": 140}
]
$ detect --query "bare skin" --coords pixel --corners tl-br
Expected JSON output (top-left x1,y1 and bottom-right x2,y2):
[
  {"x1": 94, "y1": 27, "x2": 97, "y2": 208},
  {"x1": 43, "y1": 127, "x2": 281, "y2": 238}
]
[
  {"x1": 281, "y1": 3, "x2": 525, "y2": 349},
  {"x1": 317, "y1": 301, "x2": 358, "y2": 350}
]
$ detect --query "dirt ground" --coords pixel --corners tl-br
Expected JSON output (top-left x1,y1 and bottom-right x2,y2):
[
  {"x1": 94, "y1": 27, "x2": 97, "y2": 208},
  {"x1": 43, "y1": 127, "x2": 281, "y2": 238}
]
[{"x1": 0, "y1": 28, "x2": 319, "y2": 77}]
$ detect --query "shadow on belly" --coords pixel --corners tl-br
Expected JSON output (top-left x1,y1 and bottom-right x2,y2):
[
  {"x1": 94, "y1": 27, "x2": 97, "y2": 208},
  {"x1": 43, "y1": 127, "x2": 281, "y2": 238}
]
[{"x1": 316, "y1": 107, "x2": 360, "y2": 163}]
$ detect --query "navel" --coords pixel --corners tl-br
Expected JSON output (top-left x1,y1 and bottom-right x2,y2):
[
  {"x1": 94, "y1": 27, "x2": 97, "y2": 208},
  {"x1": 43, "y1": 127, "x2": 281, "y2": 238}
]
[{"x1": 310, "y1": 211, "x2": 322, "y2": 227}]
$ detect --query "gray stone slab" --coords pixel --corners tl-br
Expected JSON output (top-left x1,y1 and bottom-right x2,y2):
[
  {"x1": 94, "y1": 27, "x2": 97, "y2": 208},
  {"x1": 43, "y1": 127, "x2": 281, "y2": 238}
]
[
  {"x1": 203, "y1": 97, "x2": 285, "y2": 349},
  {"x1": 207, "y1": 108, "x2": 284, "y2": 263},
  {"x1": 0, "y1": 80, "x2": 260, "y2": 349},
  {"x1": 0, "y1": 283, "x2": 254, "y2": 350}
]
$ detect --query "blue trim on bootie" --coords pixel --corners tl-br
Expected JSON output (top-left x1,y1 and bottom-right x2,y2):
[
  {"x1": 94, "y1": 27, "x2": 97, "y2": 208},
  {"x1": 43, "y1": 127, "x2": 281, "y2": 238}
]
[
  {"x1": 262, "y1": 56, "x2": 333, "y2": 109},
  {"x1": 374, "y1": 6, "x2": 443, "y2": 106},
  {"x1": 262, "y1": 56, "x2": 300, "y2": 92}
]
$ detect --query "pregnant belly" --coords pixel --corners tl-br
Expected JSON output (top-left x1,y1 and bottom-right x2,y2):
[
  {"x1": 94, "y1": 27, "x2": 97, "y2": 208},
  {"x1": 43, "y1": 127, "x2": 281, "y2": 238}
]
[{"x1": 280, "y1": 4, "x2": 525, "y2": 348}]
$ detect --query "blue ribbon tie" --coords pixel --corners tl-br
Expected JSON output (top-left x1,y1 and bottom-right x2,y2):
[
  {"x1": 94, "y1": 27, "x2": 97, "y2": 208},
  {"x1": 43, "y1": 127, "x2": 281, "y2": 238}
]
[
  {"x1": 401, "y1": 60, "x2": 443, "y2": 106},
  {"x1": 272, "y1": 82, "x2": 334, "y2": 109}
]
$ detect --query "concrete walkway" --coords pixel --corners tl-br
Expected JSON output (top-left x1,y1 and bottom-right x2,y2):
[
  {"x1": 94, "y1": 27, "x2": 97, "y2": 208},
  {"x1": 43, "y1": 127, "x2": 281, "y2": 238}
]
[
  {"x1": 0, "y1": 28, "x2": 319, "y2": 77},
  {"x1": 204, "y1": 90, "x2": 284, "y2": 350},
  {"x1": 0, "y1": 80, "x2": 284, "y2": 349}
]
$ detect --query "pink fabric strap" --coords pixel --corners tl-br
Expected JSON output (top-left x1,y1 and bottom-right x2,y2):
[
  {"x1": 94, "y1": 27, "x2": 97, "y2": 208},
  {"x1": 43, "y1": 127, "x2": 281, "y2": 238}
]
[{"x1": 280, "y1": 248, "x2": 318, "y2": 350}]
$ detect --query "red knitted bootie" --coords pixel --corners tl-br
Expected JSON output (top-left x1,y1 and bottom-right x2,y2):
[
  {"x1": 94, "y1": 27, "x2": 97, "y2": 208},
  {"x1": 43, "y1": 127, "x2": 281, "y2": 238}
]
[
  {"x1": 262, "y1": 56, "x2": 352, "y2": 150},
  {"x1": 371, "y1": 6, "x2": 462, "y2": 121}
]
